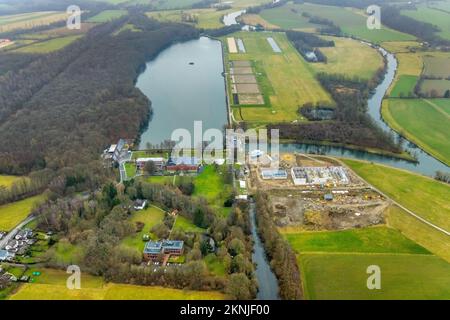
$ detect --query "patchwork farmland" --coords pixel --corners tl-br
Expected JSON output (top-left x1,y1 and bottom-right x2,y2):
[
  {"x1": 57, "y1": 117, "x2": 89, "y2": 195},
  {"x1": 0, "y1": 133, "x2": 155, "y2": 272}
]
[
  {"x1": 258, "y1": 2, "x2": 415, "y2": 43},
  {"x1": 223, "y1": 31, "x2": 333, "y2": 124},
  {"x1": 0, "y1": 11, "x2": 68, "y2": 33}
]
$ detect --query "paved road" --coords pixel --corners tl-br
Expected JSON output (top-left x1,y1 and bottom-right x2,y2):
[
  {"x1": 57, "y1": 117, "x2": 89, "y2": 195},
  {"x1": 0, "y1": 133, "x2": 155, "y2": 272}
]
[{"x1": 0, "y1": 215, "x2": 36, "y2": 249}]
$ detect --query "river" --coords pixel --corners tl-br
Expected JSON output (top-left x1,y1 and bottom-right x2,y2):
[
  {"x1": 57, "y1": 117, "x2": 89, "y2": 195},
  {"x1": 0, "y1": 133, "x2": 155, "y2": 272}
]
[{"x1": 249, "y1": 201, "x2": 281, "y2": 300}]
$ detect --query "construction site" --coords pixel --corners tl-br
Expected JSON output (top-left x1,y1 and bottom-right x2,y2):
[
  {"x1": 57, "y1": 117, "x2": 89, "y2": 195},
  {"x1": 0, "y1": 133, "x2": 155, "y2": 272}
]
[{"x1": 246, "y1": 153, "x2": 389, "y2": 230}]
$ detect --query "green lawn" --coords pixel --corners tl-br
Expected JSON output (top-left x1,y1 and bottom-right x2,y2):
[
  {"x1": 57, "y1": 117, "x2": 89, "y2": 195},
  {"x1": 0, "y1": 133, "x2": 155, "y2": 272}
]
[
  {"x1": 0, "y1": 194, "x2": 46, "y2": 231},
  {"x1": 147, "y1": 8, "x2": 233, "y2": 29},
  {"x1": 382, "y1": 98, "x2": 450, "y2": 166},
  {"x1": 173, "y1": 215, "x2": 205, "y2": 233},
  {"x1": 343, "y1": 159, "x2": 450, "y2": 231},
  {"x1": 224, "y1": 31, "x2": 333, "y2": 124},
  {"x1": 14, "y1": 35, "x2": 83, "y2": 53},
  {"x1": 204, "y1": 253, "x2": 227, "y2": 276},
  {"x1": 283, "y1": 226, "x2": 429, "y2": 255},
  {"x1": 121, "y1": 206, "x2": 166, "y2": 252},
  {"x1": 87, "y1": 10, "x2": 128, "y2": 23},
  {"x1": 193, "y1": 165, "x2": 233, "y2": 217},
  {"x1": 51, "y1": 239, "x2": 84, "y2": 265},
  {"x1": 389, "y1": 75, "x2": 418, "y2": 97},
  {"x1": 124, "y1": 162, "x2": 137, "y2": 179},
  {"x1": 260, "y1": 3, "x2": 414, "y2": 43},
  {"x1": 299, "y1": 253, "x2": 450, "y2": 300}
]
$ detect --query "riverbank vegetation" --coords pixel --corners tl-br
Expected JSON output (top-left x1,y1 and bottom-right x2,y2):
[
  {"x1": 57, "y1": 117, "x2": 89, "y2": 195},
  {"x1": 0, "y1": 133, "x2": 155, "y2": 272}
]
[{"x1": 255, "y1": 193, "x2": 303, "y2": 300}]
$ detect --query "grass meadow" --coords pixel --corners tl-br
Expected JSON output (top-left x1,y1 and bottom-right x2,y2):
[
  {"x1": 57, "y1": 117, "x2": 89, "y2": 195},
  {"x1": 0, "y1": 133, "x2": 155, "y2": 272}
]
[
  {"x1": 401, "y1": 4, "x2": 450, "y2": 41},
  {"x1": 0, "y1": 11, "x2": 67, "y2": 32},
  {"x1": 121, "y1": 206, "x2": 166, "y2": 252},
  {"x1": 299, "y1": 253, "x2": 450, "y2": 300},
  {"x1": 382, "y1": 99, "x2": 450, "y2": 166},
  {"x1": 14, "y1": 35, "x2": 83, "y2": 53},
  {"x1": 0, "y1": 194, "x2": 46, "y2": 231},
  {"x1": 259, "y1": 3, "x2": 414, "y2": 43},
  {"x1": 283, "y1": 226, "x2": 429, "y2": 255},
  {"x1": 343, "y1": 159, "x2": 450, "y2": 231},
  {"x1": 87, "y1": 10, "x2": 127, "y2": 23},
  {"x1": 310, "y1": 36, "x2": 383, "y2": 80},
  {"x1": 8, "y1": 268, "x2": 226, "y2": 300}
]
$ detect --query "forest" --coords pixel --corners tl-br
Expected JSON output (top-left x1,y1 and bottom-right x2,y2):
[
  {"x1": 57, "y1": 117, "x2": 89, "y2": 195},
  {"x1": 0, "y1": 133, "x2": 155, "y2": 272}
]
[{"x1": 0, "y1": 14, "x2": 199, "y2": 175}]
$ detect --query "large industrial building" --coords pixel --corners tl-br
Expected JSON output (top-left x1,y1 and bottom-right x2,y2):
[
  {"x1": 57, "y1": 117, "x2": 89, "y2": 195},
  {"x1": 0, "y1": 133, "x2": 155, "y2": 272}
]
[{"x1": 291, "y1": 166, "x2": 349, "y2": 186}]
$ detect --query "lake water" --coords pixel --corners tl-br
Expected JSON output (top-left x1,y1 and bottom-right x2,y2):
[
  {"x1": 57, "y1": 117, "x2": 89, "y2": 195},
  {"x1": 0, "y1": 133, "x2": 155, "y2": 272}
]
[{"x1": 137, "y1": 37, "x2": 227, "y2": 148}]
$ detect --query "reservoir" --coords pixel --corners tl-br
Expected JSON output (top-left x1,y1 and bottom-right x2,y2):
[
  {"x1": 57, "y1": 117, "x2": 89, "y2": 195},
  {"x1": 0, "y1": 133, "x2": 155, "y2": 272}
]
[{"x1": 136, "y1": 36, "x2": 227, "y2": 148}]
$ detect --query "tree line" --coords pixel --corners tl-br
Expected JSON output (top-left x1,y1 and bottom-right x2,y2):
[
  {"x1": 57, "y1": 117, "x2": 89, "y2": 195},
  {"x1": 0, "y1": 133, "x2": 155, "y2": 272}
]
[{"x1": 254, "y1": 193, "x2": 303, "y2": 300}]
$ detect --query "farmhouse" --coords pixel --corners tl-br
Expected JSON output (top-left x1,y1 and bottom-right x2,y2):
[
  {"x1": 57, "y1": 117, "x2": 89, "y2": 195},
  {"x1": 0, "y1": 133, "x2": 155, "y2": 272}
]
[
  {"x1": 136, "y1": 157, "x2": 166, "y2": 170},
  {"x1": 143, "y1": 240, "x2": 184, "y2": 261}
]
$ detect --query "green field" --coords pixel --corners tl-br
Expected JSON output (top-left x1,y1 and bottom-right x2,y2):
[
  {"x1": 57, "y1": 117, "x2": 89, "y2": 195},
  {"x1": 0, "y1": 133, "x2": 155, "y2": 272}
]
[
  {"x1": 389, "y1": 75, "x2": 419, "y2": 97},
  {"x1": 14, "y1": 35, "x2": 83, "y2": 53},
  {"x1": 343, "y1": 159, "x2": 450, "y2": 231},
  {"x1": 8, "y1": 268, "x2": 226, "y2": 300},
  {"x1": 224, "y1": 31, "x2": 333, "y2": 124},
  {"x1": 401, "y1": 4, "x2": 450, "y2": 41},
  {"x1": 420, "y1": 79, "x2": 450, "y2": 96},
  {"x1": 193, "y1": 165, "x2": 233, "y2": 217},
  {"x1": 147, "y1": 8, "x2": 232, "y2": 29},
  {"x1": 0, "y1": 11, "x2": 67, "y2": 32},
  {"x1": 382, "y1": 98, "x2": 450, "y2": 165},
  {"x1": 87, "y1": 10, "x2": 128, "y2": 23},
  {"x1": 0, "y1": 194, "x2": 46, "y2": 231},
  {"x1": 310, "y1": 36, "x2": 383, "y2": 80},
  {"x1": 173, "y1": 215, "x2": 205, "y2": 233},
  {"x1": 121, "y1": 206, "x2": 166, "y2": 252},
  {"x1": 299, "y1": 253, "x2": 450, "y2": 299},
  {"x1": 260, "y1": 3, "x2": 414, "y2": 43},
  {"x1": 386, "y1": 205, "x2": 450, "y2": 263},
  {"x1": 283, "y1": 226, "x2": 429, "y2": 254}
]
